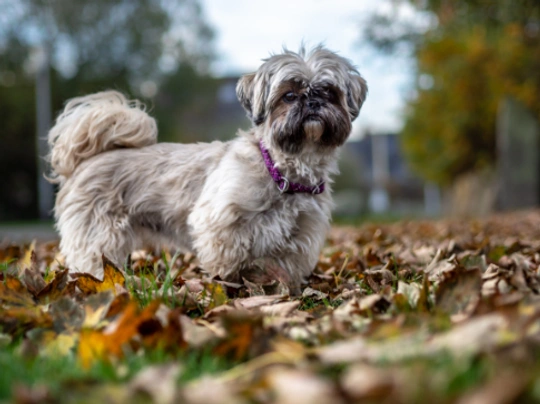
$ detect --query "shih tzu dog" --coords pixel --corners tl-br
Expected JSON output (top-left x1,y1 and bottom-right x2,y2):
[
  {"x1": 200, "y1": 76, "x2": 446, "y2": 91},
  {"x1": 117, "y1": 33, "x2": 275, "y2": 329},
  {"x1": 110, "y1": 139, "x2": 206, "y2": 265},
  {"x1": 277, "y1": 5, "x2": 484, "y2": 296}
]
[{"x1": 47, "y1": 45, "x2": 367, "y2": 292}]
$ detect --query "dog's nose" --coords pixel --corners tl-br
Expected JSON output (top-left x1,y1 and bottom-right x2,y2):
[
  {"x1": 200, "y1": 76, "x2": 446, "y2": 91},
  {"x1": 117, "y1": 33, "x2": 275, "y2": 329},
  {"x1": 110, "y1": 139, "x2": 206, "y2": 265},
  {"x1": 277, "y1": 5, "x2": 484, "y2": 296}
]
[{"x1": 307, "y1": 100, "x2": 321, "y2": 110}]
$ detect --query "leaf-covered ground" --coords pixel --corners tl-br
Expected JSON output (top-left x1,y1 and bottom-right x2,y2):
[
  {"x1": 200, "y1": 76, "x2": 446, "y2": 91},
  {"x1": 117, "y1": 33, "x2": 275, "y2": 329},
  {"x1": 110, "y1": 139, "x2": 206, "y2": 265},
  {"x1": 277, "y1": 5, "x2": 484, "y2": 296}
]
[{"x1": 2, "y1": 210, "x2": 540, "y2": 403}]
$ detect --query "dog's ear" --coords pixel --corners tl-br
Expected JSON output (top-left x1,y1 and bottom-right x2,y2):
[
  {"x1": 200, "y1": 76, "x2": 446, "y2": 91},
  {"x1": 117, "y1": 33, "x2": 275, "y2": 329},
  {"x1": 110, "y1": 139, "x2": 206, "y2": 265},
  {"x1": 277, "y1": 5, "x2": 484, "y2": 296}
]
[
  {"x1": 346, "y1": 74, "x2": 368, "y2": 121},
  {"x1": 236, "y1": 73, "x2": 255, "y2": 118},
  {"x1": 236, "y1": 72, "x2": 267, "y2": 126}
]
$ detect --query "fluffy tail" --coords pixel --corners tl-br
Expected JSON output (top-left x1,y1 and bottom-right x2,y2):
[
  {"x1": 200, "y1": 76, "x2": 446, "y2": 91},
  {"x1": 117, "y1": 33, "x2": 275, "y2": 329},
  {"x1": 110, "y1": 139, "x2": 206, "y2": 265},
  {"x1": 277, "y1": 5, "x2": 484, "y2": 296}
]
[{"x1": 47, "y1": 90, "x2": 157, "y2": 185}]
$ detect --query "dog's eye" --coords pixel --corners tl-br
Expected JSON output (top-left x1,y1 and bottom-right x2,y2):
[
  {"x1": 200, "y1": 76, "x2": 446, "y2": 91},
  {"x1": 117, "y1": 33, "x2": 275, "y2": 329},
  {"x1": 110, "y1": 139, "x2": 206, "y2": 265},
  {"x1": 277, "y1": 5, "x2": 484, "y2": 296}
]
[
  {"x1": 283, "y1": 92, "x2": 297, "y2": 103},
  {"x1": 322, "y1": 88, "x2": 338, "y2": 102}
]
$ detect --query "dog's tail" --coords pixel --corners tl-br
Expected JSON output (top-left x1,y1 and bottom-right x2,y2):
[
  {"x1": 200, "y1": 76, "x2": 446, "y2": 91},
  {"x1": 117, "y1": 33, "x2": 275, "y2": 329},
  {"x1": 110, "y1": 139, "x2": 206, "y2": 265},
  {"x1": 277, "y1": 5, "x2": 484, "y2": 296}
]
[{"x1": 47, "y1": 90, "x2": 157, "y2": 185}]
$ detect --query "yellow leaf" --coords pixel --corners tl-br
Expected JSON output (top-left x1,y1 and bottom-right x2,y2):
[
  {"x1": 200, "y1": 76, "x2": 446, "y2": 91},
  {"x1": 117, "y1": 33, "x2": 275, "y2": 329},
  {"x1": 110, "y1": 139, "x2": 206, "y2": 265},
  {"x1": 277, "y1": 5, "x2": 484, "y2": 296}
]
[
  {"x1": 74, "y1": 256, "x2": 125, "y2": 294},
  {"x1": 78, "y1": 300, "x2": 161, "y2": 369},
  {"x1": 206, "y1": 283, "x2": 228, "y2": 310},
  {"x1": 17, "y1": 240, "x2": 36, "y2": 275},
  {"x1": 43, "y1": 333, "x2": 77, "y2": 357},
  {"x1": 78, "y1": 329, "x2": 108, "y2": 369},
  {"x1": 82, "y1": 291, "x2": 115, "y2": 328}
]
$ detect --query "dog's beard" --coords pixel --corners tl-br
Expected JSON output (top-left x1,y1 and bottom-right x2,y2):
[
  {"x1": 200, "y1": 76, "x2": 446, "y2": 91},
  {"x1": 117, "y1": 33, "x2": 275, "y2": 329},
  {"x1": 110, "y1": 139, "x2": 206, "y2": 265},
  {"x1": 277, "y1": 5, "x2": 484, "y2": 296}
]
[
  {"x1": 270, "y1": 103, "x2": 352, "y2": 154},
  {"x1": 303, "y1": 119, "x2": 324, "y2": 141}
]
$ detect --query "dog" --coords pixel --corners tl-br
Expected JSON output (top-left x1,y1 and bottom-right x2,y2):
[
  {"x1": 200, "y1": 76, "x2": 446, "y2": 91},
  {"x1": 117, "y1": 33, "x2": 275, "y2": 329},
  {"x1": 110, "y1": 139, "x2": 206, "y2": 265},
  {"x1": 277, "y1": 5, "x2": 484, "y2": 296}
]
[{"x1": 47, "y1": 45, "x2": 367, "y2": 292}]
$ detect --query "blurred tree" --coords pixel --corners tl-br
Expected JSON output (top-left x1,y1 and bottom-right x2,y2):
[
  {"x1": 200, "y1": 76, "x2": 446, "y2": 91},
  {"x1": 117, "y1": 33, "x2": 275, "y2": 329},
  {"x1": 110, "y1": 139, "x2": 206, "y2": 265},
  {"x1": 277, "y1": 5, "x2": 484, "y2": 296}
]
[
  {"x1": 0, "y1": 0, "x2": 214, "y2": 84},
  {"x1": 364, "y1": 0, "x2": 540, "y2": 184},
  {"x1": 0, "y1": 0, "x2": 215, "y2": 220}
]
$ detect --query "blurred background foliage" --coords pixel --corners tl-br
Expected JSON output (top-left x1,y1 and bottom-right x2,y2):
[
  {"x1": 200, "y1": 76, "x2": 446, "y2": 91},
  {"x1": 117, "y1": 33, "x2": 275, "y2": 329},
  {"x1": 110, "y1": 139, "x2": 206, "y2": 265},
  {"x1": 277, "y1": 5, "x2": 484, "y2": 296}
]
[
  {"x1": 0, "y1": 0, "x2": 219, "y2": 219},
  {"x1": 365, "y1": 0, "x2": 540, "y2": 185}
]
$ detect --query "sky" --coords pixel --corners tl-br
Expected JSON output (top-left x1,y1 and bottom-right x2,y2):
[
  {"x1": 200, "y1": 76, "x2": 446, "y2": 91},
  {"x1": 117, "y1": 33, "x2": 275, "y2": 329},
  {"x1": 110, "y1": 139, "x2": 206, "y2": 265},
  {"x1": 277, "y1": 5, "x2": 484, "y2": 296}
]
[{"x1": 201, "y1": 0, "x2": 418, "y2": 137}]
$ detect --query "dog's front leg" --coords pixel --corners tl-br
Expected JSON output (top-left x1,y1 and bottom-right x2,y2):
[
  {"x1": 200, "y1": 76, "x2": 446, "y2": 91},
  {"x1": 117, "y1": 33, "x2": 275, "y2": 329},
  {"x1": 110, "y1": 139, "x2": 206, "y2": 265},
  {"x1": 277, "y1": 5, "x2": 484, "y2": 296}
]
[
  {"x1": 277, "y1": 224, "x2": 327, "y2": 294},
  {"x1": 188, "y1": 201, "x2": 251, "y2": 282}
]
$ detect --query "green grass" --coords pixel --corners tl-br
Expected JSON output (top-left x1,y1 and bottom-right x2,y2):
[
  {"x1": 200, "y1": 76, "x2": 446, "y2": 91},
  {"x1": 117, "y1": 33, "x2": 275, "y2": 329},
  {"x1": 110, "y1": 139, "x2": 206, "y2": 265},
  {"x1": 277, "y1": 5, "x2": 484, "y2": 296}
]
[
  {"x1": 299, "y1": 296, "x2": 342, "y2": 311},
  {"x1": 332, "y1": 212, "x2": 416, "y2": 226},
  {"x1": 0, "y1": 342, "x2": 234, "y2": 401}
]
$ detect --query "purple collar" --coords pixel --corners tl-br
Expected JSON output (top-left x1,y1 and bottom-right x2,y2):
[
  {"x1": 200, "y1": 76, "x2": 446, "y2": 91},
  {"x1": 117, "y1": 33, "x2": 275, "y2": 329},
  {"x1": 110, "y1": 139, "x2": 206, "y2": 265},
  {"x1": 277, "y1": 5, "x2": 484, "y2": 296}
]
[{"x1": 258, "y1": 141, "x2": 325, "y2": 195}]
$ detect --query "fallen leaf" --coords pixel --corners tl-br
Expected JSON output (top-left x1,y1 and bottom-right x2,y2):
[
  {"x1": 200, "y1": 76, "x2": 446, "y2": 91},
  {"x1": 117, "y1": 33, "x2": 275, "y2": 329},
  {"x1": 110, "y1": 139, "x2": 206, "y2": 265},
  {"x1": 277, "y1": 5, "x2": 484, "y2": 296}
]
[
  {"x1": 36, "y1": 269, "x2": 71, "y2": 303},
  {"x1": 266, "y1": 367, "x2": 341, "y2": 404},
  {"x1": 301, "y1": 287, "x2": 328, "y2": 301},
  {"x1": 130, "y1": 363, "x2": 182, "y2": 404},
  {"x1": 42, "y1": 333, "x2": 77, "y2": 357},
  {"x1": 49, "y1": 297, "x2": 85, "y2": 333},
  {"x1": 74, "y1": 256, "x2": 125, "y2": 294},
  {"x1": 182, "y1": 376, "x2": 245, "y2": 404},
  {"x1": 341, "y1": 364, "x2": 398, "y2": 401},
  {"x1": 78, "y1": 328, "x2": 108, "y2": 369},
  {"x1": 17, "y1": 240, "x2": 36, "y2": 275},
  {"x1": 214, "y1": 312, "x2": 267, "y2": 360},
  {"x1": 233, "y1": 295, "x2": 288, "y2": 310},
  {"x1": 203, "y1": 283, "x2": 228, "y2": 310},
  {"x1": 0, "y1": 276, "x2": 35, "y2": 307},
  {"x1": 21, "y1": 261, "x2": 46, "y2": 296},
  {"x1": 78, "y1": 300, "x2": 161, "y2": 368},
  {"x1": 82, "y1": 291, "x2": 115, "y2": 328},
  {"x1": 436, "y1": 267, "x2": 481, "y2": 320},
  {"x1": 397, "y1": 281, "x2": 421, "y2": 308},
  {"x1": 456, "y1": 371, "x2": 530, "y2": 404}
]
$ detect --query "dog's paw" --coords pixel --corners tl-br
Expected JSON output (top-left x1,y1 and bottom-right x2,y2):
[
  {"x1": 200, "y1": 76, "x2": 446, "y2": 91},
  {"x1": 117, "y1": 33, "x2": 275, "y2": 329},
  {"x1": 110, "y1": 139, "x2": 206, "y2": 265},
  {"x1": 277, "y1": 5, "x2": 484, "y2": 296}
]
[{"x1": 239, "y1": 258, "x2": 301, "y2": 296}]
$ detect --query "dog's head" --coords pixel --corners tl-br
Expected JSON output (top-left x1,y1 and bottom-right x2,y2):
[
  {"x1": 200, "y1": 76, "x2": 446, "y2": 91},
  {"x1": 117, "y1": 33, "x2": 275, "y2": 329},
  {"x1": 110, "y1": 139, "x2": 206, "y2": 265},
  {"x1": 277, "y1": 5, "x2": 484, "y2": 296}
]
[{"x1": 236, "y1": 45, "x2": 367, "y2": 154}]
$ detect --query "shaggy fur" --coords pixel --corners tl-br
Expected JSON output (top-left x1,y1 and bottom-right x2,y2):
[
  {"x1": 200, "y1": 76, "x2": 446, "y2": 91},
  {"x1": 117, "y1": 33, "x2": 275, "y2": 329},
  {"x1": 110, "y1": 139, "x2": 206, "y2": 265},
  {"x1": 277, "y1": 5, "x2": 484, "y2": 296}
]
[{"x1": 47, "y1": 45, "x2": 367, "y2": 291}]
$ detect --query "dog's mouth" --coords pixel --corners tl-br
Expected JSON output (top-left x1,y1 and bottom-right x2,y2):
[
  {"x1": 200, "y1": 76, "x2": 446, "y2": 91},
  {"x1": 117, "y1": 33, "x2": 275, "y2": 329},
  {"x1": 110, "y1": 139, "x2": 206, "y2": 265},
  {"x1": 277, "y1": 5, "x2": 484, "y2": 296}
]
[
  {"x1": 303, "y1": 117, "x2": 324, "y2": 141},
  {"x1": 305, "y1": 114, "x2": 322, "y2": 122}
]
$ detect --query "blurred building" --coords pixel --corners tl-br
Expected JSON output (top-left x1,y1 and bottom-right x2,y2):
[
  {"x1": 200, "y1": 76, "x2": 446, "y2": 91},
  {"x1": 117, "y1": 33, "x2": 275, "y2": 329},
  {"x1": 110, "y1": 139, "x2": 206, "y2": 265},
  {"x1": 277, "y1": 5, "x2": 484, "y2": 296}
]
[{"x1": 336, "y1": 134, "x2": 426, "y2": 217}]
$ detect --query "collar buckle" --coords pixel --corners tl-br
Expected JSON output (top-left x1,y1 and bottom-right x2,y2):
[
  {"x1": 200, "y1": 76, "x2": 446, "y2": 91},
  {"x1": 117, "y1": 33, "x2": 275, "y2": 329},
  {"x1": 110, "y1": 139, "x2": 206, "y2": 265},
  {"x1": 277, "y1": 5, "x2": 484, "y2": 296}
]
[{"x1": 278, "y1": 177, "x2": 290, "y2": 194}]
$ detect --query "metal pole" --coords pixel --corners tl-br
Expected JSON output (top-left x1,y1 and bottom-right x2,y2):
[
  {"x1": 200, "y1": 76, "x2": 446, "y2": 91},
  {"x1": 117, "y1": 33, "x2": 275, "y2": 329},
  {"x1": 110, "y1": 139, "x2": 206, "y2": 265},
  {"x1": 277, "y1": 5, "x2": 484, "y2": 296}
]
[
  {"x1": 35, "y1": 45, "x2": 54, "y2": 220},
  {"x1": 368, "y1": 134, "x2": 390, "y2": 213}
]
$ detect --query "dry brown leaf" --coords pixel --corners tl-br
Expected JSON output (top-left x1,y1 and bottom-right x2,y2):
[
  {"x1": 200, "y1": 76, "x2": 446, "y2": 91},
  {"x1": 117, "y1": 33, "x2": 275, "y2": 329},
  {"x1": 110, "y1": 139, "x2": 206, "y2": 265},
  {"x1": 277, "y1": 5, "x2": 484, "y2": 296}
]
[
  {"x1": 4, "y1": 275, "x2": 27, "y2": 294},
  {"x1": 436, "y1": 267, "x2": 482, "y2": 320},
  {"x1": 233, "y1": 295, "x2": 288, "y2": 310},
  {"x1": 182, "y1": 376, "x2": 246, "y2": 404},
  {"x1": 456, "y1": 371, "x2": 529, "y2": 404},
  {"x1": 0, "y1": 306, "x2": 53, "y2": 335},
  {"x1": 180, "y1": 315, "x2": 223, "y2": 347},
  {"x1": 429, "y1": 313, "x2": 508, "y2": 355},
  {"x1": 213, "y1": 312, "x2": 267, "y2": 360},
  {"x1": 21, "y1": 262, "x2": 46, "y2": 296},
  {"x1": 129, "y1": 363, "x2": 182, "y2": 404},
  {"x1": 341, "y1": 364, "x2": 398, "y2": 401},
  {"x1": 301, "y1": 287, "x2": 328, "y2": 300},
  {"x1": 0, "y1": 278, "x2": 35, "y2": 307},
  {"x1": 258, "y1": 301, "x2": 300, "y2": 317},
  {"x1": 36, "y1": 269, "x2": 70, "y2": 303},
  {"x1": 266, "y1": 367, "x2": 342, "y2": 404},
  {"x1": 49, "y1": 297, "x2": 85, "y2": 333}
]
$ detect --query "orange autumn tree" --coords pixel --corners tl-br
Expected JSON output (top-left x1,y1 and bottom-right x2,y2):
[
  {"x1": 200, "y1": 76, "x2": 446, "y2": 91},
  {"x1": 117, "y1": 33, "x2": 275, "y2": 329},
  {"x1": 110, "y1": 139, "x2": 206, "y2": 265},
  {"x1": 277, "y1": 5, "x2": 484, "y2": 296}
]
[{"x1": 365, "y1": 0, "x2": 540, "y2": 184}]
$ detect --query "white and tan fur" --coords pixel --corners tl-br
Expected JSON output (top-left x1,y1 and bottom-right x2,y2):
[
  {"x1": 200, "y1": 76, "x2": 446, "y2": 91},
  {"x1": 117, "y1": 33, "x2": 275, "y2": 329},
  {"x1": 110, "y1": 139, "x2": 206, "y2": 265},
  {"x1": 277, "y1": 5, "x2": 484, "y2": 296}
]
[{"x1": 47, "y1": 46, "x2": 367, "y2": 292}]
